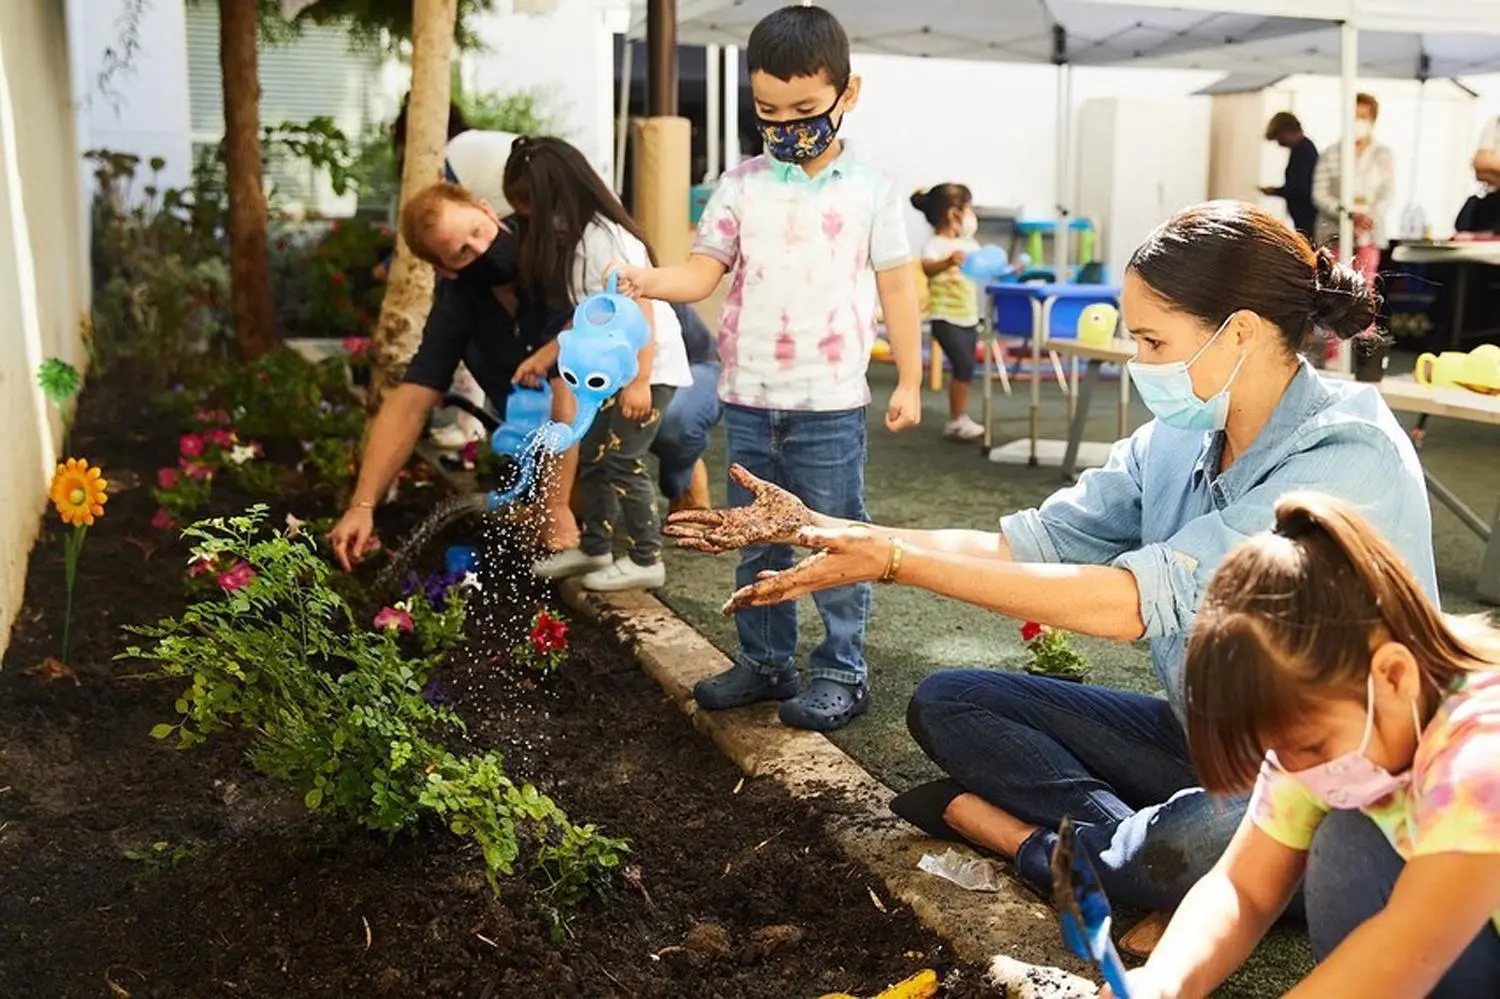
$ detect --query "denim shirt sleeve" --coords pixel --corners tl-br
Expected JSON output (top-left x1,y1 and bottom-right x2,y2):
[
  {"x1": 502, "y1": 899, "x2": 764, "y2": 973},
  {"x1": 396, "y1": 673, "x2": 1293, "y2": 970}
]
[
  {"x1": 1000, "y1": 430, "x2": 1146, "y2": 565},
  {"x1": 1115, "y1": 426, "x2": 1408, "y2": 640}
]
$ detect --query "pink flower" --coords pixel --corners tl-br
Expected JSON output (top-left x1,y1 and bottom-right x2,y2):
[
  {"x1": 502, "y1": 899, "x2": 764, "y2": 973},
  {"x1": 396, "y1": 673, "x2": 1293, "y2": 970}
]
[
  {"x1": 204, "y1": 428, "x2": 234, "y2": 449},
  {"x1": 216, "y1": 560, "x2": 256, "y2": 592},
  {"x1": 179, "y1": 459, "x2": 212, "y2": 482},
  {"x1": 343, "y1": 336, "x2": 370, "y2": 358},
  {"x1": 151, "y1": 508, "x2": 177, "y2": 531},
  {"x1": 156, "y1": 467, "x2": 180, "y2": 489},
  {"x1": 179, "y1": 433, "x2": 204, "y2": 457},
  {"x1": 194, "y1": 408, "x2": 230, "y2": 426},
  {"x1": 373, "y1": 607, "x2": 413, "y2": 632},
  {"x1": 187, "y1": 555, "x2": 215, "y2": 577}
]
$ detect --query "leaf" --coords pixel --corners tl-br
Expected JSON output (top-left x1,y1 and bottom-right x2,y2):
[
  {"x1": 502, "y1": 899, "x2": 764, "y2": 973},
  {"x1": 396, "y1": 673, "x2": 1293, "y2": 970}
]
[
  {"x1": 305, "y1": 788, "x2": 323, "y2": 810},
  {"x1": 149, "y1": 723, "x2": 174, "y2": 740}
]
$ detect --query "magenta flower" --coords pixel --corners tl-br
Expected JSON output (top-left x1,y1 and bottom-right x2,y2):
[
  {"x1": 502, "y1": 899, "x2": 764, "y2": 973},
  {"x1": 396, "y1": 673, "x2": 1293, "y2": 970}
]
[
  {"x1": 343, "y1": 336, "x2": 371, "y2": 357},
  {"x1": 216, "y1": 560, "x2": 256, "y2": 592},
  {"x1": 204, "y1": 428, "x2": 235, "y2": 450},
  {"x1": 187, "y1": 556, "x2": 215, "y2": 577},
  {"x1": 151, "y1": 508, "x2": 177, "y2": 531},
  {"x1": 179, "y1": 459, "x2": 212, "y2": 482},
  {"x1": 156, "y1": 467, "x2": 180, "y2": 489},
  {"x1": 179, "y1": 433, "x2": 204, "y2": 457},
  {"x1": 373, "y1": 606, "x2": 413, "y2": 632}
]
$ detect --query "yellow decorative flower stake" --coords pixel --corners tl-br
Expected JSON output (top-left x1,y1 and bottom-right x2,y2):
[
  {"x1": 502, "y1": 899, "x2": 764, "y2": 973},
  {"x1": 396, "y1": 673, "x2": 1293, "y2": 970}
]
[{"x1": 48, "y1": 459, "x2": 107, "y2": 664}]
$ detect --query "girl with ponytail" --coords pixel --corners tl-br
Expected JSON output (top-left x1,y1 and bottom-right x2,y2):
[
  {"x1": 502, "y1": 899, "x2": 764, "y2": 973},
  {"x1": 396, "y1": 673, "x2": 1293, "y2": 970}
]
[
  {"x1": 1111, "y1": 493, "x2": 1500, "y2": 997},
  {"x1": 912, "y1": 183, "x2": 984, "y2": 440}
]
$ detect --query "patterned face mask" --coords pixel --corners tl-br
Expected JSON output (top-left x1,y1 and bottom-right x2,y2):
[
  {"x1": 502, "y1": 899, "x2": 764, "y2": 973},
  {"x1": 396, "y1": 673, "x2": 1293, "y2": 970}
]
[{"x1": 756, "y1": 92, "x2": 845, "y2": 164}]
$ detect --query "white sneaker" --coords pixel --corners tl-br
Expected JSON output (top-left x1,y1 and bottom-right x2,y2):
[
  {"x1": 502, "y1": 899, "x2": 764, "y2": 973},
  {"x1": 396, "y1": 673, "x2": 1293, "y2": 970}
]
[
  {"x1": 945, "y1": 415, "x2": 985, "y2": 441},
  {"x1": 581, "y1": 557, "x2": 666, "y2": 592},
  {"x1": 533, "y1": 548, "x2": 612, "y2": 580},
  {"x1": 430, "y1": 424, "x2": 480, "y2": 450}
]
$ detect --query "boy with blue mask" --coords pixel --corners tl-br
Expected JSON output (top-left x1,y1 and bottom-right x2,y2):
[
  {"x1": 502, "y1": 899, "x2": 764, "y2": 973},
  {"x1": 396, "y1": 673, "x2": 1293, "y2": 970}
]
[{"x1": 611, "y1": 4, "x2": 923, "y2": 731}]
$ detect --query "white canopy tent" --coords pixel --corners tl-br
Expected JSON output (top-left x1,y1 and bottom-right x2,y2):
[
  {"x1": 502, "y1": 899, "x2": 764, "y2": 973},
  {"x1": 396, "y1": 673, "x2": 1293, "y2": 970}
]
[{"x1": 626, "y1": 0, "x2": 1500, "y2": 274}]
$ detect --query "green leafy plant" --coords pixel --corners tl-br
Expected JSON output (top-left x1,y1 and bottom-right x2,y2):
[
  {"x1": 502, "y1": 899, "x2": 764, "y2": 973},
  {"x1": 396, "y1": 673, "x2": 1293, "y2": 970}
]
[
  {"x1": 120, "y1": 507, "x2": 625, "y2": 897},
  {"x1": 1020, "y1": 620, "x2": 1090, "y2": 682},
  {"x1": 454, "y1": 84, "x2": 558, "y2": 137},
  {"x1": 534, "y1": 818, "x2": 628, "y2": 939},
  {"x1": 37, "y1": 358, "x2": 84, "y2": 444}
]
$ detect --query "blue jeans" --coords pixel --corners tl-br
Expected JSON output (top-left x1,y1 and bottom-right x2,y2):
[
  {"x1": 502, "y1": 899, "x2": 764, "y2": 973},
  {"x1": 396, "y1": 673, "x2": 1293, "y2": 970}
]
[
  {"x1": 724, "y1": 404, "x2": 870, "y2": 685},
  {"x1": 907, "y1": 670, "x2": 1247, "y2": 913},
  {"x1": 652, "y1": 361, "x2": 721, "y2": 500},
  {"x1": 1307, "y1": 810, "x2": 1500, "y2": 996}
]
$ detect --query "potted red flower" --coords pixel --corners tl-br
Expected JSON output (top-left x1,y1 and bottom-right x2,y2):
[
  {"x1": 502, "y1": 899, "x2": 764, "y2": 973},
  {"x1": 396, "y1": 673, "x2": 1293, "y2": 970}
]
[{"x1": 1020, "y1": 620, "x2": 1090, "y2": 682}]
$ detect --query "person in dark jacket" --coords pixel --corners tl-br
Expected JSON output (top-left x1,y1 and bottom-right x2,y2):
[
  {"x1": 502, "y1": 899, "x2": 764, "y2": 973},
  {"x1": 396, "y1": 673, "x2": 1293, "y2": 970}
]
[{"x1": 1261, "y1": 112, "x2": 1319, "y2": 241}]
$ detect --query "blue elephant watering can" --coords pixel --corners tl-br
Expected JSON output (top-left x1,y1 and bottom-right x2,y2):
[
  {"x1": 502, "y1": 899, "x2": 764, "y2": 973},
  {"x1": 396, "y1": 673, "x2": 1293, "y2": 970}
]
[{"x1": 486, "y1": 274, "x2": 650, "y2": 510}]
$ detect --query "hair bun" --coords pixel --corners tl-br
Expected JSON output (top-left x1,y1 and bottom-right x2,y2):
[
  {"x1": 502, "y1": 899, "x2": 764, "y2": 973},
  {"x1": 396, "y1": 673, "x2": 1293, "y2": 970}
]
[
  {"x1": 1311, "y1": 247, "x2": 1377, "y2": 340},
  {"x1": 909, "y1": 188, "x2": 932, "y2": 211}
]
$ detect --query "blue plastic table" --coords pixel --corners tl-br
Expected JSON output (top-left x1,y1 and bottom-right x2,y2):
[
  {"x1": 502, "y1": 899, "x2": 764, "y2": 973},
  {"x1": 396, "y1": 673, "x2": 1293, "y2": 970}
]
[{"x1": 982, "y1": 283, "x2": 1125, "y2": 472}]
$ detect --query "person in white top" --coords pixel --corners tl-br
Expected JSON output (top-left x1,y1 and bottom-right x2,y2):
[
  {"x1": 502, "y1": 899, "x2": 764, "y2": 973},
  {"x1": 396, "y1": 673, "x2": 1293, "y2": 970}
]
[
  {"x1": 501, "y1": 136, "x2": 691, "y2": 593},
  {"x1": 1475, "y1": 116, "x2": 1500, "y2": 192},
  {"x1": 1460, "y1": 116, "x2": 1500, "y2": 233},
  {"x1": 1312, "y1": 92, "x2": 1395, "y2": 277}
]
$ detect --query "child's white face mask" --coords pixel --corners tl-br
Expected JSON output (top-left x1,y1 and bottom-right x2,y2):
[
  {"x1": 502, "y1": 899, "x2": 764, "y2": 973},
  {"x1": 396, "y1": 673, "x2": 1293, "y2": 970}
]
[{"x1": 960, "y1": 211, "x2": 979, "y2": 239}]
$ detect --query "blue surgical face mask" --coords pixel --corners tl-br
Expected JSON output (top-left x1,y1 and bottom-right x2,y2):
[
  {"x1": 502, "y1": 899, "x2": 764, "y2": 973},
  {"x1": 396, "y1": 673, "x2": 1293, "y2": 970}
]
[{"x1": 1127, "y1": 315, "x2": 1247, "y2": 432}]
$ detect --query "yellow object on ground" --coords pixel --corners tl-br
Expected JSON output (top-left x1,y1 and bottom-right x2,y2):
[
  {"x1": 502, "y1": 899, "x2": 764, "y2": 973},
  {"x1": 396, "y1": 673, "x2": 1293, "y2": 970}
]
[{"x1": 817, "y1": 967, "x2": 940, "y2": 999}]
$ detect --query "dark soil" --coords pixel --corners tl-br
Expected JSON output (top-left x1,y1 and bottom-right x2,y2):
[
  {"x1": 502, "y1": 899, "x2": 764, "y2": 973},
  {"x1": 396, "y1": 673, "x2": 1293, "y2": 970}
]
[{"x1": 0, "y1": 378, "x2": 987, "y2": 998}]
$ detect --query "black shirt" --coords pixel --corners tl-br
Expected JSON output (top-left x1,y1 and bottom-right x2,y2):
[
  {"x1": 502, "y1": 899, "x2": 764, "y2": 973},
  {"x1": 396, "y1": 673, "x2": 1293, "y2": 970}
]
[
  {"x1": 402, "y1": 280, "x2": 568, "y2": 421},
  {"x1": 1276, "y1": 136, "x2": 1320, "y2": 238}
]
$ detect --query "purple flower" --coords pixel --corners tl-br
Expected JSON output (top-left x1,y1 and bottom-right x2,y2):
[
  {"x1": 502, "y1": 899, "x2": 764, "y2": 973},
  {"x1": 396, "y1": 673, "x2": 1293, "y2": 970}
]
[{"x1": 422, "y1": 680, "x2": 447, "y2": 706}]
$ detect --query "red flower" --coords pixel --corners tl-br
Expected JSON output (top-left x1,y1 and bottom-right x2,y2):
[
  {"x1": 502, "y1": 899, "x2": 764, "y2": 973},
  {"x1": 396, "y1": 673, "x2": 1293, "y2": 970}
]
[
  {"x1": 179, "y1": 433, "x2": 204, "y2": 457},
  {"x1": 342, "y1": 336, "x2": 370, "y2": 357},
  {"x1": 217, "y1": 560, "x2": 256, "y2": 593},
  {"x1": 194, "y1": 408, "x2": 230, "y2": 427},
  {"x1": 1020, "y1": 621, "x2": 1045, "y2": 644},
  {"x1": 156, "y1": 467, "x2": 180, "y2": 489},
  {"x1": 204, "y1": 428, "x2": 235, "y2": 449},
  {"x1": 187, "y1": 555, "x2": 215, "y2": 577},
  {"x1": 529, "y1": 611, "x2": 569, "y2": 654},
  {"x1": 151, "y1": 508, "x2": 177, "y2": 531},
  {"x1": 329, "y1": 272, "x2": 347, "y2": 286},
  {"x1": 179, "y1": 459, "x2": 212, "y2": 482}
]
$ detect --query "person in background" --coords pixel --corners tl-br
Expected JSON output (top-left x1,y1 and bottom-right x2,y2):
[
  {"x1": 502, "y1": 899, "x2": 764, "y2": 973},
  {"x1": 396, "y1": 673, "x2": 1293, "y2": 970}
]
[
  {"x1": 652, "y1": 303, "x2": 721, "y2": 513},
  {"x1": 612, "y1": 4, "x2": 924, "y2": 731},
  {"x1": 1313, "y1": 92, "x2": 1395, "y2": 278},
  {"x1": 1260, "y1": 112, "x2": 1319, "y2": 241},
  {"x1": 505, "y1": 136, "x2": 692, "y2": 593},
  {"x1": 1108, "y1": 493, "x2": 1500, "y2": 999},
  {"x1": 1459, "y1": 115, "x2": 1500, "y2": 234},
  {"x1": 328, "y1": 182, "x2": 568, "y2": 570},
  {"x1": 913, "y1": 183, "x2": 985, "y2": 441}
]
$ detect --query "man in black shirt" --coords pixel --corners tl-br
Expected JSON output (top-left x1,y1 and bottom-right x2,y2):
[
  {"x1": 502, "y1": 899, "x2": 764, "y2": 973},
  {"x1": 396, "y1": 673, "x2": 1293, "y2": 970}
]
[
  {"x1": 1261, "y1": 112, "x2": 1320, "y2": 241},
  {"x1": 329, "y1": 182, "x2": 567, "y2": 570}
]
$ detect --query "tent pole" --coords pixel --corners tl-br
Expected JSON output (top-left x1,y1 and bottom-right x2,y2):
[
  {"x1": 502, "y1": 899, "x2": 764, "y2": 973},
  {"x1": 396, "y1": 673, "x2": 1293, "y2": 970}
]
[
  {"x1": 614, "y1": 37, "x2": 634, "y2": 194},
  {"x1": 1338, "y1": 21, "x2": 1357, "y2": 264},
  {"x1": 1052, "y1": 25, "x2": 1071, "y2": 280},
  {"x1": 724, "y1": 44, "x2": 741, "y2": 168},
  {"x1": 706, "y1": 44, "x2": 721, "y2": 181}
]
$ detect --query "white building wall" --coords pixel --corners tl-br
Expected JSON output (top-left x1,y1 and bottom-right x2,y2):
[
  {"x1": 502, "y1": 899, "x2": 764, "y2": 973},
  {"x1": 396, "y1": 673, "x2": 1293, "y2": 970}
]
[{"x1": 0, "y1": 0, "x2": 91, "y2": 658}]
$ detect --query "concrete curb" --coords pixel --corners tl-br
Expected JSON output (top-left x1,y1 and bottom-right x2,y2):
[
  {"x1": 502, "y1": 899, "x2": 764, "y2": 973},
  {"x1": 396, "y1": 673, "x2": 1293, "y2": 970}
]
[{"x1": 559, "y1": 582, "x2": 1098, "y2": 997}]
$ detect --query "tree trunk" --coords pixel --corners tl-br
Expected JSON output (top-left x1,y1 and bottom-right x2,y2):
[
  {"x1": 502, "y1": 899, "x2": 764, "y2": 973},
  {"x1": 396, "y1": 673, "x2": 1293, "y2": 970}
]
[
  {"x1": 368, "y1": 0, "x2": 458, "y2": 413},
  {"x1": 219, "y1": 0, "x2": 278, "y2": 360}
]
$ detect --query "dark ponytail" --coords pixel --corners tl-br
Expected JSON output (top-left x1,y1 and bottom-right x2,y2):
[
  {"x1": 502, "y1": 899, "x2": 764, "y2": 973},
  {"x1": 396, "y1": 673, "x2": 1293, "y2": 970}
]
[
  {"x1": 910, "y1": 183, "x2": 972, "y2": 229},
  {"x1": 1128, "y1": 201, "x2": 1382, "y2": 355}
]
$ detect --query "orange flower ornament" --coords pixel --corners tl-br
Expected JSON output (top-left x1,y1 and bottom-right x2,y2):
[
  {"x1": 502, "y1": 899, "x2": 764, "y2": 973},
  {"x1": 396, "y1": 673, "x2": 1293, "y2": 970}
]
[{"x1": 50, "y1": 459, "x2": 108, "y2": 527}]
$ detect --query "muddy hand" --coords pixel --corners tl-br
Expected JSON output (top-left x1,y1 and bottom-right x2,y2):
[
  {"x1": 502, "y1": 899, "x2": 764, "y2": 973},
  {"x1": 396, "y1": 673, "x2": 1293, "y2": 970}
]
[
  {"x1": 721, "y1": 526, "x2": 886, "y2": 613},
  {"x1": 665, "y1": 463, "x2": 813, "y2": 554}
]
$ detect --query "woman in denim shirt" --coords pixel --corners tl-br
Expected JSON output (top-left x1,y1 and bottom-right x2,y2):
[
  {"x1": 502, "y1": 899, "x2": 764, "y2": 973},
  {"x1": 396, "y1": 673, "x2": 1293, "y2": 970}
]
[{"x1": 665, "y1": 201, "x2": 1436, "y2": 939}]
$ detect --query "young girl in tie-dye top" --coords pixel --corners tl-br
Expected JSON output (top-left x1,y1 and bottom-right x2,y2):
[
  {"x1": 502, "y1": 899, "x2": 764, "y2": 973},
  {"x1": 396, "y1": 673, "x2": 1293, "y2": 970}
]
[{"x1": 1106, "y1": 492, "x2": 1500, "y2": 999}]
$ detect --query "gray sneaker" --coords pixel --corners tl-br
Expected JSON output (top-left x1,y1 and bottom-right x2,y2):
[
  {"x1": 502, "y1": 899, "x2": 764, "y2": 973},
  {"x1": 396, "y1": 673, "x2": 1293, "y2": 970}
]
[
  {"x1": 533, "y1": 548, "x2": 611, "y2": 580},
  {"x1": 693, "y1": 662, "x2": 800, "y2": 710}
]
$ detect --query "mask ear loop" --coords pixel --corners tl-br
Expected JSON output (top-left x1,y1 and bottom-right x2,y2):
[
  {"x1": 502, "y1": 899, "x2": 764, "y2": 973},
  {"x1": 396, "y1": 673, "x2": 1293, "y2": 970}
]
[
  {"x1": 1356, "y1": 671, "x2": 1379, "y2": 755},
  {"x1": 1184, "y1": 312, "x2": 1237, "y2": 368}
]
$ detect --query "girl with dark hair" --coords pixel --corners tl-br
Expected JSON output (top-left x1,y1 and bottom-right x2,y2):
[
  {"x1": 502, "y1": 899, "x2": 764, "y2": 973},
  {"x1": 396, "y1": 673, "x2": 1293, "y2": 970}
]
[
  {"x1": 1107, "y1": 493, "x2": 1500, "y2": 997},
  {"x1": 661, "y1": 201, "x2": 1437, "y2": 940},
  {"x1": 913, "y1": 183, "x2": 984, "y2": 441},
  {"x1": 504, "y1": 136, "x2": 692, "y2": 593}
]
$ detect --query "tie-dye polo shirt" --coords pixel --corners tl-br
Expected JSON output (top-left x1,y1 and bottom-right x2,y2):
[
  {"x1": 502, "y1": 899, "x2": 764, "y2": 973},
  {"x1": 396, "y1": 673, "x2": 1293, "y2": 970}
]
[
  {"x1": 691, "y1": 150, "x2": 912, "y2": 412},
  {"x1": 1249, "y1": 668, "x2": 1500, "y2": 932}
]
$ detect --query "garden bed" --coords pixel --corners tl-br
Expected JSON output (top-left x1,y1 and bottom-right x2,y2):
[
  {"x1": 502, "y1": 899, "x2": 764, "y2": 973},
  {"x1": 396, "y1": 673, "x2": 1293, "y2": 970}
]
[{"x1": 0, "y1": 378, "x2": 986, "y2": 998}]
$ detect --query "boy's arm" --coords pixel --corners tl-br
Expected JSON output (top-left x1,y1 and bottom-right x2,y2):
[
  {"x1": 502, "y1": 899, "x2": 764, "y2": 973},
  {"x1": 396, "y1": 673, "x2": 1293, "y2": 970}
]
[
  {"x1": 876, "y1": 264, "x2": 923, "y2": 392},
  {"x1": 634, "y1": 255, "x2": 727, "y2": 304}
]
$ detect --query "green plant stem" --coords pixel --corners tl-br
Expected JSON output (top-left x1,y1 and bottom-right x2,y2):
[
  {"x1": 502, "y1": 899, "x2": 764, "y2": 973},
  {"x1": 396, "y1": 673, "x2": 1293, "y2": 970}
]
[{"x1": 61, "y1": 525, "x2": 88, "y2": 663}]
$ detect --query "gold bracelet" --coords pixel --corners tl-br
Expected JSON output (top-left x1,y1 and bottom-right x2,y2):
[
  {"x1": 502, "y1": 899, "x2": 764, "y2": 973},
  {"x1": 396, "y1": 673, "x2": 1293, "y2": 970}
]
[
  {"x1": 879, "y1": 537, "x2": 904, "y2": 584},
  {"x1": 352, "y1": 499, "x2": 377, "y2": 510}
]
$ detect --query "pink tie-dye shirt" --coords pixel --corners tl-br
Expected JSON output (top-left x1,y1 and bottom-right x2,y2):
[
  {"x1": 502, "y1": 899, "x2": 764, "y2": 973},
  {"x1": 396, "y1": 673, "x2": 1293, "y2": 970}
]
[
  {"x1": 692, "y1": 151, "x2": 912, "y2": 411},
  {"x1": 1249, "y1": 668, "x2": 1500, "y2": 932}
]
